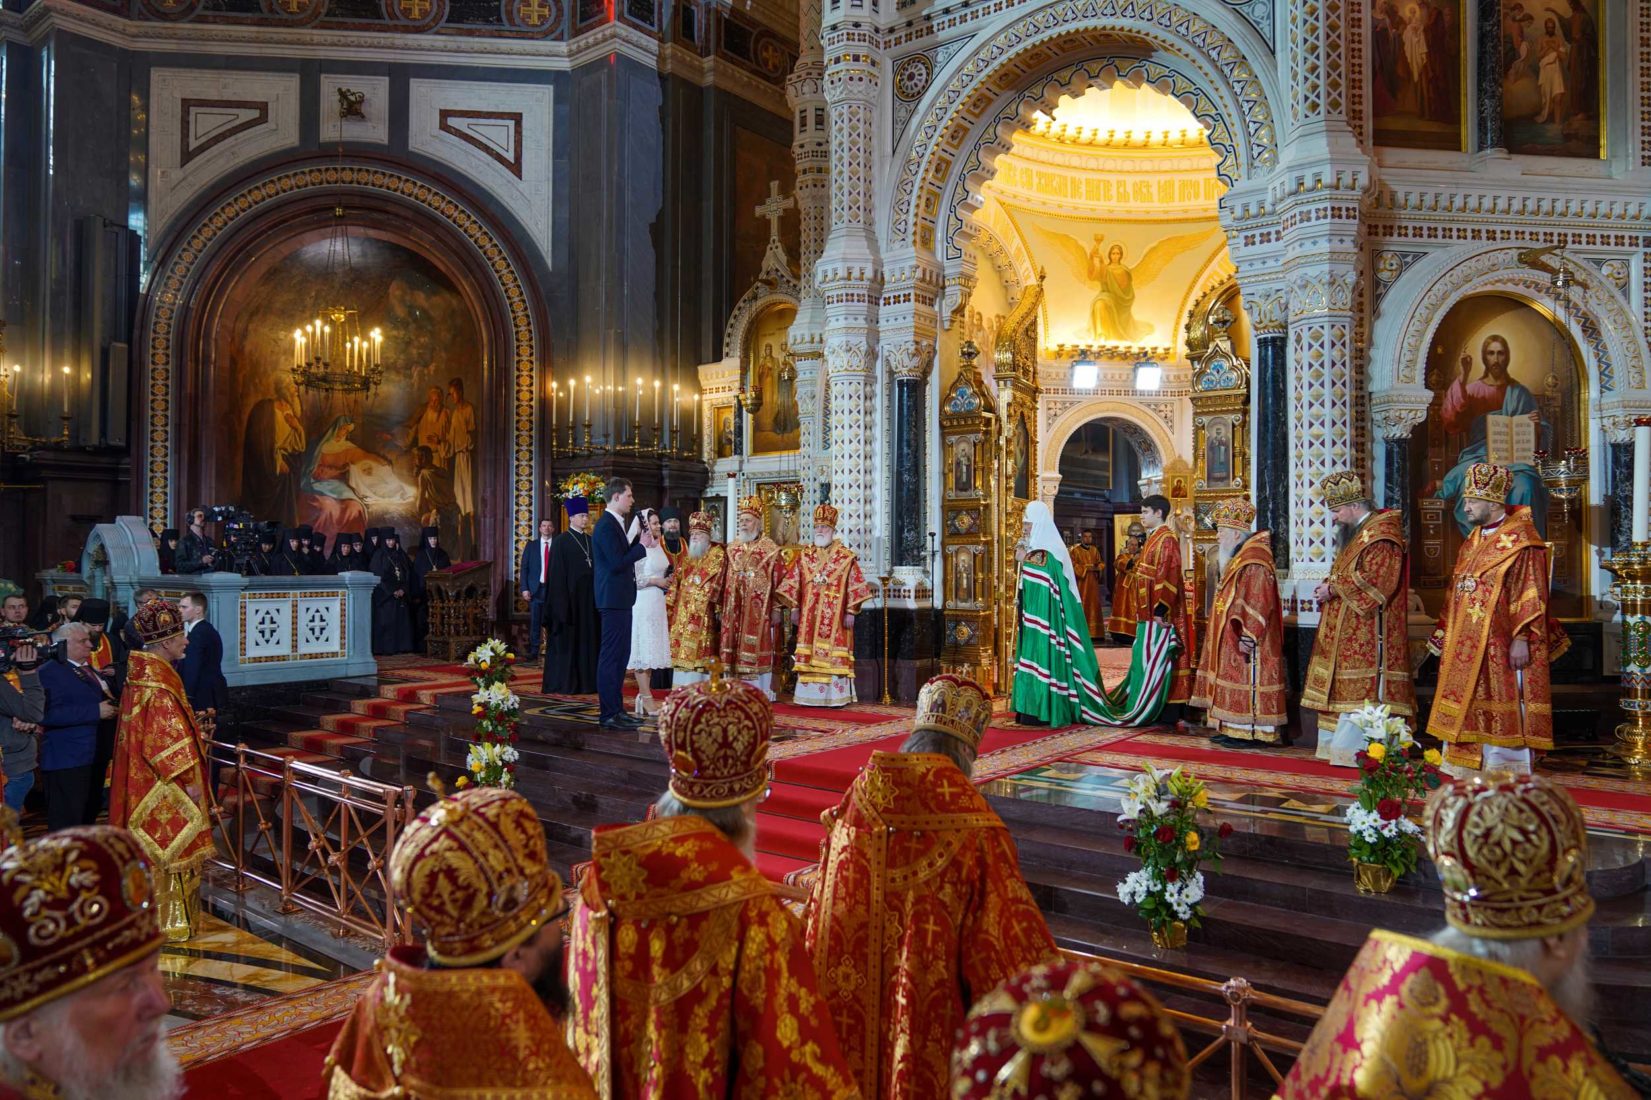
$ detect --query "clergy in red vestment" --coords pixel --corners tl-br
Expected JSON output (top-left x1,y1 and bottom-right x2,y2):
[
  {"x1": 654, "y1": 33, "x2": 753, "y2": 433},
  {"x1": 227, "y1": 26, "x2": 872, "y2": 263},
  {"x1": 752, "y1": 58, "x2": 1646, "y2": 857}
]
[
  {"x1": 1278, "y1": 775, "x2": 1637, "y2": 1099},
  {"x1": 1134, "y1": 495, "x2": 1192, "y2": 713},
  {"x1": 0, "y1": 824, "x2": 178, "y2": 1100},
  {"x1": 1189, "y1": 497, "x2": 1288, "y2": 746},
  {"x1": 325, "y1": 785, "x2": 595, "y2": 1098},
  {"x1": 567, "y1": 671, "x2": 859, "y2": 1099},
  {"x1": 804, "y1": 673, "x2": 1059, "y2": 1099},
  {"x1": 110, "y1": 599, "x2": 213, "y2": 942},
  {"x1": 1106, "y1": 521, "x2": 1146, "y2": 641},
  {"x1": 1425, "y1": 462, "x2": 1567, "y2": 776},
  {"x1": 951, "y1": 957, "x2": 1190, "y2": 1099},
  {"x1": 776, "y1": 503, "x2": 873, "y2": 707},
  {"x1": 1069, "y1": 530, "x2": 1106, "y2": 639},
  {"x1": 719, "y1": 495, "x2": 784, "y2": 700},
  {"x1": 667, "y1": 511, "x2": 726, "y2": 687}
]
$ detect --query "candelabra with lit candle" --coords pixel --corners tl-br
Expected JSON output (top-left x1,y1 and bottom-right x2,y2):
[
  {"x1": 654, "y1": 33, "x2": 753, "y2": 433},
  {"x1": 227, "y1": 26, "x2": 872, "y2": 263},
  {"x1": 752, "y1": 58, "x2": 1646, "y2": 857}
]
[
  {"x1": 0, "y1": 348, "x2": 74, "y2": 455},
  {"x1": 549, "y1": 372, "x2": 705, "y2": 460}
]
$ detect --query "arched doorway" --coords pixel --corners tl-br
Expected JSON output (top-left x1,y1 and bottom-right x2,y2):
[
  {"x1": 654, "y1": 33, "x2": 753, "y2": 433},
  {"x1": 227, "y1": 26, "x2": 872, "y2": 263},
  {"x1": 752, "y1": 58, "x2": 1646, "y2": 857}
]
[{"x1": 1054, "y1": 416, "x2": 1153, "y2": 627}]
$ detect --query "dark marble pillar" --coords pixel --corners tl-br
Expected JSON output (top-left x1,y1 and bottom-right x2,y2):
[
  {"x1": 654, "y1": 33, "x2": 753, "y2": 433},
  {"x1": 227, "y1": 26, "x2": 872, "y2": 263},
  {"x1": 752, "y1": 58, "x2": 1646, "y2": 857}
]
[
  {"x1": 1383, "y1": 435, "x2": 1411, "y2": 539},
  {"x1": 1610, "y1": 440, "x2": 1633, "y2": 552},
  {"x1": 1255, "y1": 329, "x2": 1290, "y2": 568},
  {"x1": 1475, "y1": 0, "x2": 1504, "y2": 151},
  {"x1": 893, "y1": 375, "x2": 926, "y2": 567}
]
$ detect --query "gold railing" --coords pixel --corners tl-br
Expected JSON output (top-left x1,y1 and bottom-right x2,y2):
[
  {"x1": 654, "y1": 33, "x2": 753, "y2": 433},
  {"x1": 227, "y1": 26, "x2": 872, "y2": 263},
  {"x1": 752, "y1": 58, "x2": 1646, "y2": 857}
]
[
  {"x1": 205, "y1": 739, "x2": 417, "y2": 951},
  {"x1": 1061, "y1": 948, "x2": 1325, "y2": 1098}
]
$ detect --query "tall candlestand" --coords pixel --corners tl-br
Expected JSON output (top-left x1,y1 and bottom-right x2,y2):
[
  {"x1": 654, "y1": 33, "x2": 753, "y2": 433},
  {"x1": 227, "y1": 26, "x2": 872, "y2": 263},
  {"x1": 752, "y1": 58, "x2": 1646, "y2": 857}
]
[
  {"x1": 582, "y1": 413, "x2": 592, "y2": 452},
  {"x1": 1603, "y1": 543, "x2": 1651, "y2": 774},
  {"x1": 879, "y1": 574, "x2": 894, "y2": 705},
  {"x1": 652, "y1": 413, "x2": 662, "y2": 454}
]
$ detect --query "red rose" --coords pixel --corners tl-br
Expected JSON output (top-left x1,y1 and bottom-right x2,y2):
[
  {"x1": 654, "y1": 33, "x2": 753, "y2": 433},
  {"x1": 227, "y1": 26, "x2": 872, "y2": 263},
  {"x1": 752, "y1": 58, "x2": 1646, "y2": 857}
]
[
  {"x1": 1377, "y1": 798, "x2": 1402, "y2": 821},
  {"x1": 1168, "y1": 798, "x2": 1181, "y2": 809},
  {"x1": 1361, "y1": 756, "x2": 1380, "y2": 773},
  {"x1": 1155, "y1": 825, "x2": 1176, "y2": 843},
  {"x1": 1165, "y1": 867, "x2": 1180, "y2": 882},
  {"x1": 1218, "y1": 822, "x2": 1234, "y2": 839},
  {"x1": 1123, "y1": 836, "x2": 1136, "y2": 854},
  {"x1": 1117, "y1": 817, "x2": 1132, "y2": 831}
]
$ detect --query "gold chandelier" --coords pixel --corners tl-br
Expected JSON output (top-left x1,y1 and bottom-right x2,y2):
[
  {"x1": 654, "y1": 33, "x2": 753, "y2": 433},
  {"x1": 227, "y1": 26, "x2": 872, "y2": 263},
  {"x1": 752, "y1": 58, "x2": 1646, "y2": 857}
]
[{"x1": 290, "y1": 206, "x2": 384, "y2": 395}]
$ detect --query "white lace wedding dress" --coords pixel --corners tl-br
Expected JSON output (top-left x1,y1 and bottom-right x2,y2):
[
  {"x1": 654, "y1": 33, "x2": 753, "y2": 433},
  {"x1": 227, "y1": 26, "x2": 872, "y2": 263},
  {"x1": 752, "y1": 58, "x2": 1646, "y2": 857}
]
[{"x1": 628, "y1": 544, "x2": 673, "y2": 670}]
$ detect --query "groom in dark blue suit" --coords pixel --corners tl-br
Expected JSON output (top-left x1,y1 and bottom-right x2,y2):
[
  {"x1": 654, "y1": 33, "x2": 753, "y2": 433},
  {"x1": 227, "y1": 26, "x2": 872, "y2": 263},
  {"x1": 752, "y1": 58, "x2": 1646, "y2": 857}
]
[{"x1": 592, "y1": 477, "x2": 646, "y2": 728}]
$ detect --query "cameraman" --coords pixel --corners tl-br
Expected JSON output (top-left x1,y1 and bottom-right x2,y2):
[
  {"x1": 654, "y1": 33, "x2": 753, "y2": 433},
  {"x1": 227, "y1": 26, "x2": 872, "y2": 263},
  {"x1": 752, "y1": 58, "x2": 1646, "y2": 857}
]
[
  {"x1": 37, "y1": 622, "x2": 117, "y2": 830},
  {"x1": 0, "y1": 637, "x2": 44, "y2": 812},
  {"x1": 176, "y1": 509, "x2": 219, "y2": 575}
]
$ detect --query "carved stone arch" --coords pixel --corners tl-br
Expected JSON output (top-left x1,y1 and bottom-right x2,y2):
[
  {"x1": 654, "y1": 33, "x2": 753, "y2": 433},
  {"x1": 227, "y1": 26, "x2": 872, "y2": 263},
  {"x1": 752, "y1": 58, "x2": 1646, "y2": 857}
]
[
  {"x1": 1371, "y1": 244, "x2": 1649, "y2": 400},
  {"x1": 1043, "y1": 400, "x2": 1175, "y2": 479},
  {"x1": 969, "y1": 208, "x2": 1032, "y2": 303},
  {"x1": 722, "y1": 284, "x2": 802, "y2": 361},
  {"x1": 134, "y1": 157, "x2": 546, "y2": 558},
  {"x1": 888, "y1": 0, "x2": 1281, "y2": 256}
]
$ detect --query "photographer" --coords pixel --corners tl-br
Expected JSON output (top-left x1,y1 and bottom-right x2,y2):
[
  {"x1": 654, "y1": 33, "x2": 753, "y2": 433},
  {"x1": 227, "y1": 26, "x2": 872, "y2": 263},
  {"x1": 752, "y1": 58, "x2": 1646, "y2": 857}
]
[
  {"x1": 176, "y1": 509, "x2": 219, "y2": 575},
  {"x1": 0, "y1": 635, "x2": 45, "y2": 812},
  {"x1": 37, "y1": 622, "x2": 117, "y2": 830}
]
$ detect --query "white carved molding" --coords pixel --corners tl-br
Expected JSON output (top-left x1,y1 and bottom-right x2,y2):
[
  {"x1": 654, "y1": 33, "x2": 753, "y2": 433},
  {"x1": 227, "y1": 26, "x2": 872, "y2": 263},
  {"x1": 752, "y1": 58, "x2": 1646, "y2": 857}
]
[
  {"x1": 320, "y1": 74, "x2": 391, "y2": 144},
  {"x1": 148, "y1": 68, "x2": 301, "y2": 241},
  {"x1": 408, "y1": 78, "x2": 554, "y2": 261}
]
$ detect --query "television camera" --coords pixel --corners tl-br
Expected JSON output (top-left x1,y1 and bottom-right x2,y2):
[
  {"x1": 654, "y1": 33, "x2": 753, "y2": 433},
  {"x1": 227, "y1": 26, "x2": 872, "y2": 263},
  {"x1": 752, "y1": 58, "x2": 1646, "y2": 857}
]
[{"x1": 0, "y1": 625, "x2": 65, "y2": 674}]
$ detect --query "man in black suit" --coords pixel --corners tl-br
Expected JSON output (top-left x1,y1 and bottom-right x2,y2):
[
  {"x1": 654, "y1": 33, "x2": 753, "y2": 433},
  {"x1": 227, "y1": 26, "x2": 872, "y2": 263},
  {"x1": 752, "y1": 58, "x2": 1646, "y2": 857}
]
[
  {"x1": 592, "y1": 478, "x2": 645, "y2": 728},
  {"x1": 37, "y1": 622, "x2": 117, "y2": 830},
  {"x1": 518, "y1": 517, "x2": 557, "y2": 661},
  {"x1": 177, "y1": 592, "x2": 229, "y2": 715}
]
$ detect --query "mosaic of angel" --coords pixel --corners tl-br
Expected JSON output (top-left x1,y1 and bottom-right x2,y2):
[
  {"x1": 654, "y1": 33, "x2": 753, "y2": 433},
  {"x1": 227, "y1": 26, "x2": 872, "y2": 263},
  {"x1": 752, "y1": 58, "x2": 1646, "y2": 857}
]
[{"x1": 1035, "y1": 226, "x2": 1224, "y2": 343}]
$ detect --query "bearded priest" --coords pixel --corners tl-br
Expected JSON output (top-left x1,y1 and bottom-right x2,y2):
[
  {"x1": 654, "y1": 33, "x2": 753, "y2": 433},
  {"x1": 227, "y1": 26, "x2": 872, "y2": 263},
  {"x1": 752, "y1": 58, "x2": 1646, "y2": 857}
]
[
  {"x1": 805, "y1": 673, "x2": 1058, "y2": 1099},
  {"x1": 719, "y1": 495, "x2": 785, "y2": 700},
  {"x1": 1277, "y1": 775, "x2": 1635, "y2": 1098},
  {"x1": 1189, "y1": 497, "x2": 1287, "y2": 747},
  {"x1": 777, "y1": 504, "x2": 873, "y2": 707},
  {"x1": 1425, "y1": 462, "x2": 1567, "y2": 776},
  {"x1": 325, "y1": 785, "x2": 595, "y2": 1097},
  {"x1": 567, "y1": 672, "x2": 857, "y2": 1099},
  {"x1": 1301, "y1": 471, "x2": 1415, "y2": 760},
  {"x1": 667, "y1": 511, "x2": 726, "y2": 687},
  {"x1": 110, "y1": 599, "x2": 214, "y2": 941}
]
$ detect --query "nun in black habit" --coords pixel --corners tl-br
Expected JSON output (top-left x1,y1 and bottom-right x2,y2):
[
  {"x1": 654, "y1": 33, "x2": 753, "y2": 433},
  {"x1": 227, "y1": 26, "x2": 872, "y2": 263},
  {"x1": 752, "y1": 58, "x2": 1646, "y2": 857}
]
[
  {"x1": 369, "y1": 528, "x2": 416, "y2": 656},
  {"x1": 411, "y1": 526, "x2": 451, "y2": 652}
]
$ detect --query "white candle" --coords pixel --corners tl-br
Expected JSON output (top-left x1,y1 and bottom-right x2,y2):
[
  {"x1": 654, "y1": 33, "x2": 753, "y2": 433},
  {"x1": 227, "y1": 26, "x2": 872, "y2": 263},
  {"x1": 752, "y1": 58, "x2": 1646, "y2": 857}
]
[
  {"x1": 653, "y1": 379, "x2": 660, "y2": 425},
  {"x1": 551, "y1": 382, "x2": 558, "y2": 429},
  {"x1": 727, "y1": 472, "x2": 738, "y2": 543},
  {"x1": 60, "y1": 365, "x2": 69, "y2": 415},
  {"x1": 1633, "y1": 417, "x2": 1651, "y2": 544},
  {"x1": 672, "y1": 384, "x2": 681, "y2": 434},
  {"x1": 583, "y1": 376, "x2": 592, "y2": 421},
  {"x1": 634, "y1": 378, "x2": 642, "y2": 422}
]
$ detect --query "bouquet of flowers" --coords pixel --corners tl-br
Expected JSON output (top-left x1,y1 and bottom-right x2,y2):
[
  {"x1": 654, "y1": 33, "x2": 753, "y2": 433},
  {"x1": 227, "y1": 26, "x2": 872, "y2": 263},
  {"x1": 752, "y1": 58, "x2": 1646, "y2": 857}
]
[
  {"x1": 460, "y1": 639, "x2": 520, "y2": 789},
  {"x1": 1115, "y1": 766, "x2": 1231, "y2": 944},
  {"x1": 1344, "y1": 704, "x2": 1443, "y2": 888},
  {"x1": 556, "y1": 473, "x2": 606, "y2": 504}
]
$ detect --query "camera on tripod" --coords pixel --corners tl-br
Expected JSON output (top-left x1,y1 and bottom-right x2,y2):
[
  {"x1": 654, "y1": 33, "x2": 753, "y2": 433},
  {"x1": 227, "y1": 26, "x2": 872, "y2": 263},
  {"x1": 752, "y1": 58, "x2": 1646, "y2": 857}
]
[
  {"x1": 0, "y1": 625, "x2": 65, "y2": 674},
  {"x1": 205, "y1": 505, "x2": 262, "y2": 575}
]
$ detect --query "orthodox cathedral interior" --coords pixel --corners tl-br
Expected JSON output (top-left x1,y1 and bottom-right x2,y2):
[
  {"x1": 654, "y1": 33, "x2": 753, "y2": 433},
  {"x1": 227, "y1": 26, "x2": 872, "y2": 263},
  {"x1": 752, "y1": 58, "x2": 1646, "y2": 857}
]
[{"x1": 0, "y1": 0, "x2": 1647, "y2": 1091}]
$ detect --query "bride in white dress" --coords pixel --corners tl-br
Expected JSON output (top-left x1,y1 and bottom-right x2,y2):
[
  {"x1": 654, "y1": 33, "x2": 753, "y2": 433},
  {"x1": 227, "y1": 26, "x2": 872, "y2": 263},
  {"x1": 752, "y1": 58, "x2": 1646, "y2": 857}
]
[{"x1": 628, "y1": 509, "x2": 673, "y2": 715}]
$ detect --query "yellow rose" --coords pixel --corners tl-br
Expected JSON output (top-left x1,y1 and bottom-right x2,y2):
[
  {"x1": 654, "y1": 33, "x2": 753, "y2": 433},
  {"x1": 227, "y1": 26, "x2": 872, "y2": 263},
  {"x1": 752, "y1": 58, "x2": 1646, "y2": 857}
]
[
  {"x1": 1366, "y1": 742, "x2": 1387, "y2": 762},
  {"x1": 469, "y1": 759, "x2": 484, "y2": 773},
  {"x1": 506, "y1": 652, "x2": 516, "y2": 661},
  {"x1": 1423, "y1": 748, "x2": 1442, "y2": 766},
  {"x1": 1193, "y1": 789, "x2": 1210, "y2": 809},
  {"x1": 471, "y1": 705, "x2": 483, "y2": 716},
  {"x1": 1185, "y1": 831, "x2": 1201, "y2": 852},
  {"x1": 454, "y1": 775, "x2": 470, "y2": 789}
]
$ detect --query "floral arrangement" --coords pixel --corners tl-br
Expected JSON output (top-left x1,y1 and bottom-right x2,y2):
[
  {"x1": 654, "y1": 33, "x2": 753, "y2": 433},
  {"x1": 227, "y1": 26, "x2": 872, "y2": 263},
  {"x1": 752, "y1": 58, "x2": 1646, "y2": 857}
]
[
  {"x1": 556, "y1": 473, "x2": 606, "y2": 504},
  {"x1": 1344, "y1": 704, "x2": 1443, "y2": 881},
  {"x1": 55, "y1": 561, "x2": 77, "y2": 573},
  {"x1": 459, "y1": 639, "x2": 520, "y2": 789},
  {"x1": 1115, "y1": 766, "x2": 1231, "y2": 941}
]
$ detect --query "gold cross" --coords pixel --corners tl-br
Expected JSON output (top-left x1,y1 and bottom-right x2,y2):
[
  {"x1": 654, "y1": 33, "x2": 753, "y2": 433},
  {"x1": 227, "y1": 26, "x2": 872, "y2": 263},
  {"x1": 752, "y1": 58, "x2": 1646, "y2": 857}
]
[
  {"x1": 279, "y1": 0, "x2": 305, "y2": 12},
  {"x1": 519, "y1": 0, "x2": 550, "y2": 21},
  {"x1": 1496, "y1": 532, "x2": 1517, "y2": 550},
  {"x1": 918, "y1": 912, "x2": 946, "y2": 949},
  {"x1": 400, "y1": 0, "x2": 431, "y2": 18}
]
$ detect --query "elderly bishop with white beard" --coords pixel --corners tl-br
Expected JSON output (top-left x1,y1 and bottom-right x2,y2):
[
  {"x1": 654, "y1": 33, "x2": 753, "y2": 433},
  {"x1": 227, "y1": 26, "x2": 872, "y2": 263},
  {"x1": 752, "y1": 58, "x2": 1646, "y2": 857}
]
[
  {"x1": 777, "y1": 504, "x2": 873, "y2": 707},
  {"x1": 667, "y1": 511, "x2": 727, "y2": 686}
]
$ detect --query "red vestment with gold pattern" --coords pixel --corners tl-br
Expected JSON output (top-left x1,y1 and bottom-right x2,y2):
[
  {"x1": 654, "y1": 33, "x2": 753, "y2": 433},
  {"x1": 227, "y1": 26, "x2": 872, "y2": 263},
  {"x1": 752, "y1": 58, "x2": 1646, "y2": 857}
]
[
  {"x1": 1132, "y1": 525, "x2": 1191, "y2": 703},
  {"x1": 803, "y1": 752, "x2": 1059, "y2": 1100},
  {"x1": 775, "y1": 540, "x2": 873, "y2": 683},
  {"x1": 110, "y1": 650, "x2": 213, "y2": 874},
  {"x1": 1276, "y1": 930, "x2": 1635, "y2": 1099},
  {"x1": 1106, "y1": 549, "x2": 1140, "y2": 637},
  {"x1": 568, "y1": 815, "x2": 860, "y2": 1100},
  {"x1": 718, "y1": 538, "x2": 783, "y2": 678},
  {"x1": 667, "y1": 544, "x2": 726, "y2": 672},
  {"x1": 325, "y1": 947, "x2": 596, "y2": 1098},
  {"x1": 1424, "y1": 506, "x2": 1567, "y2": 770},
  {"x1": 1069, "y1": 543, "x2": 1105, "y2": 637},
  {"x1": 1189, "y1": 531, "x2": 1287, "y2": 738},
  {"x1": 1301, "y1": 509, "x2": 1415, "y2": 725}
]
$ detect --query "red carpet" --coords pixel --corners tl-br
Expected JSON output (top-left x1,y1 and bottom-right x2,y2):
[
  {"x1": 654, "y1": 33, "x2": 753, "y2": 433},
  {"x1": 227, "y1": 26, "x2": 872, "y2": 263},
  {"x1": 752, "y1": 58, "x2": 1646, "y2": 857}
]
[
  {"x1": 1070, "y1": 730, "x2": 1651, "y2": 835},
  {"x1": 182, "y1": 1019, "x2": 344, "y2": 1098}
]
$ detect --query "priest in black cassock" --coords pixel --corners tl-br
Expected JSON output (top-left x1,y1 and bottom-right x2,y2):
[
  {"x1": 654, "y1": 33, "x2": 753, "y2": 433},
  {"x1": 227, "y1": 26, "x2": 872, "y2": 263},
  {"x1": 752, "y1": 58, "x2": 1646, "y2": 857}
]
[
  {"x1": 369, "y1": 528, "x2": 416, "y2": 655},
  {"x1": 542, "y1": 497, "x2": 600, "y2": 694},
  {"x1": 412, "y1": 526, "x2": 451, "y2": 653}
]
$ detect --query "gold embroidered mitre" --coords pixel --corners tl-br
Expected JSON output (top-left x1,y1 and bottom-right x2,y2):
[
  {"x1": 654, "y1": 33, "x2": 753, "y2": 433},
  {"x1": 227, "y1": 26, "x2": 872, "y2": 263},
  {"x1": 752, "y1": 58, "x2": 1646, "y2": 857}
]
[
  {"x1": 1318, "y1": 470, "x2": 1366, "y2": 510},
  {"x1": 1462, "y1": 461, "x2": 1512, "y2": 504},
  {"x1": 659, "y1": 670, "x2": 772, "y2": 807},
  {"x1": 913, "y1": 673, "x2": 993, "y2": 752},
  {"x1": 1210, "y1": 497, "x2": 1257, "y2": 531},
  {"x1": 737, "y1": 495, "x2": 765, "y2": 519},
  {"x1": 389, "y1": 786, "x2": 563, "y2": 966},
  {"x1": 1424, "y1": 774, "x2": 1594, "y2": 940},
  {"x1": 688, "y1": 511, "x2": 714, "y2": 534},
  {"x1": 132, "y1": 598, "x2": 185, "y2": 645},
  {"x1": 813, "y1": 504, "x2": 839, "y2": 528}
]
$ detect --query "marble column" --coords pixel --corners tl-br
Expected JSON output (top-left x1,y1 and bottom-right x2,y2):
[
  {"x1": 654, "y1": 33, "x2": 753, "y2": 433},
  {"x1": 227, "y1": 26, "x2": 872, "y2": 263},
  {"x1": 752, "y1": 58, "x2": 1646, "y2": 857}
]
[
  {"x1": 1611, "y1": 439, "x2": 1634, "y2": 552},
  {"x1": 1383, "y1": 436, "x2": 1411, "y2": 536},
  {"x1": 889, "y1": 343, "x2": 932, "y2": 568},
  {"x1": 1254, "y1": 325, "x2": 1290, "y2": 567},
  {"x1": 1475, "y1": 0, "x2": 1505, "y2": 152}
]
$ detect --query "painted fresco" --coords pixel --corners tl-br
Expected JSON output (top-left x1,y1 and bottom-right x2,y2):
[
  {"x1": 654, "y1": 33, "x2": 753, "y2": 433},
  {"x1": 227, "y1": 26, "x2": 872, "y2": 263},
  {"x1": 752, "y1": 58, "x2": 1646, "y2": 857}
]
[
  {"x1": 745, "y1": 303, "x2": 801, "y2": 454},
  {"x1": 1500, "y1": 0, "x2": 1602, "y2": 158},
  {"x1": 1370, "y1": 0, "x2": 1465, "y2": 150}
]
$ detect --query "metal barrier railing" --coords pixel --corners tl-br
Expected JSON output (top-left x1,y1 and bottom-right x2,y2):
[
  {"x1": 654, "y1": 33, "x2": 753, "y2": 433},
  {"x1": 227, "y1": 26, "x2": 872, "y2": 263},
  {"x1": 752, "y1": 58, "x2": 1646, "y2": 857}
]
[
  {"x1": 1060, "y1": 948, "x2": 1325, "y2": 1098},
  {"x1": 205, "y1": 739, "x2": 416, "y2": 951}
]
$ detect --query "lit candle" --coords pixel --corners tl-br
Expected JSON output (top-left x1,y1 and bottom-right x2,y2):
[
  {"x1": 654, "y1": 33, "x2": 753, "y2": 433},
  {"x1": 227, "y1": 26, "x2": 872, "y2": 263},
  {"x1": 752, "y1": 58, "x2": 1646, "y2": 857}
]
[
  {"x1": 1634, "y1": 416, "x2": 1651, "y2": 544},
  {"x1": 672, "y1": 383, "x2": 681, "y2": 433},
  {"x1": 634, "y1": 377, "x2": 642, "y2": 422},
  {"x1": 653, "y1": 378, "x2": 661, "y2": 426},
  {"x1": 372, "y1": 329, "x2": 382, "y2": 368},
  {"x1": 60, "y1": 365, "x2": 69, "y2": 415},
  {"x1": 583, "y1": 375, "x2": 592, "y2": 421},
  {"x1": 551, "y1": 382, "x2": 558, "y2": 429},
  {"x1": 293, "y1": 329, "x2": 302, "y2": 369}
]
